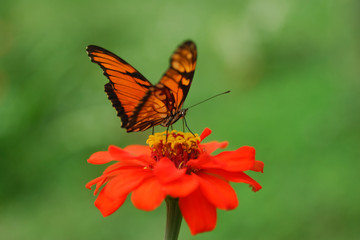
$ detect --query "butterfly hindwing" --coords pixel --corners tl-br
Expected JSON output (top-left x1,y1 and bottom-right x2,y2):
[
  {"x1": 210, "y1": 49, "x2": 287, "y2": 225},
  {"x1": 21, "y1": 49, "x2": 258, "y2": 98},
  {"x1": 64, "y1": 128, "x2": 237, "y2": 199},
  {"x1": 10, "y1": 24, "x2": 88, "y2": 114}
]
[
  {"x1": 87, "y1": 41, "x2": 197, "y2": 132},
  {"x1": 127, "y1": 85, "x2": 175, "y2": 131}
]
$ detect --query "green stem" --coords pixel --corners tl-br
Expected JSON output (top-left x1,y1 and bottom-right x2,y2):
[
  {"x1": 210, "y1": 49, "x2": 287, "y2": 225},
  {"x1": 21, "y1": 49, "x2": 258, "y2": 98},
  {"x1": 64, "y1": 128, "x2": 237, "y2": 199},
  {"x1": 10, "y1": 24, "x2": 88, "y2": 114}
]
[{"x1": 164, "y1": 197, "x2": 183, "y2": 240}]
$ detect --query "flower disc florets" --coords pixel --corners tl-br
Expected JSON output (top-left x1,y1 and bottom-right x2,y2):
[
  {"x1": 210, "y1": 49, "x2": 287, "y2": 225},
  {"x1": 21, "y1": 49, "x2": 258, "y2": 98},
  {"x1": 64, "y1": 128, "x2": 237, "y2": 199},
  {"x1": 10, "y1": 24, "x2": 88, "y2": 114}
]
[{"x1": 146, "y1": 130, "x2": 201, "y2": 168}]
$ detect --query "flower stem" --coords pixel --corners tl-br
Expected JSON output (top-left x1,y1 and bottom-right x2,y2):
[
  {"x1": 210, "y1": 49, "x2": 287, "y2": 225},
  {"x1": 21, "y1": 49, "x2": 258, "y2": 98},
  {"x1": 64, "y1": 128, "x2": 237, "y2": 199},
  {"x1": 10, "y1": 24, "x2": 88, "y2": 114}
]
[{"x1": 164, "y1": 197, "x2": 183, "y2": 240}]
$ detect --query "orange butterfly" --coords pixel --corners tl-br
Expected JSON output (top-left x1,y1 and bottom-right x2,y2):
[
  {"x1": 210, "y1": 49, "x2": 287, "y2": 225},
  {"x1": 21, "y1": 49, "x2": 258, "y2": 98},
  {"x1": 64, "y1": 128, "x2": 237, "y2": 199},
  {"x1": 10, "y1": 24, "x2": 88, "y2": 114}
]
[{"x1": 86, "y1": 41, "x2": 197, "y2": 132}]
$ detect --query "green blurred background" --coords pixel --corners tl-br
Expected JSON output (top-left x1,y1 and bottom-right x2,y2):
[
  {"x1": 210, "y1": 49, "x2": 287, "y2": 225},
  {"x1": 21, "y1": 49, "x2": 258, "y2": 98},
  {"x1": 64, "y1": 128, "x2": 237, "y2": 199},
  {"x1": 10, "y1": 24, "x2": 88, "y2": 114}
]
[{"x1": 1, "y1": 0, "x2": 359, "y2": 239}]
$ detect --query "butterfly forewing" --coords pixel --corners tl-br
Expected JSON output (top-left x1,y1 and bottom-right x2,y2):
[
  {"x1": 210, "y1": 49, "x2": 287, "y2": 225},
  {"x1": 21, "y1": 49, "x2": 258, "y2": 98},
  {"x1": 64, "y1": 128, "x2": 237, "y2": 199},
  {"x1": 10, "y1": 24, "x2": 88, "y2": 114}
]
[
  {"x1": 86, "y1": 41, "x2": 197, "y2": 132},
  {"x1": 87, "y1": 45, "x2": 152, "y2": 127},
  {"x1": 158, "y1": 41, "x2": 197, "y2": 112}
]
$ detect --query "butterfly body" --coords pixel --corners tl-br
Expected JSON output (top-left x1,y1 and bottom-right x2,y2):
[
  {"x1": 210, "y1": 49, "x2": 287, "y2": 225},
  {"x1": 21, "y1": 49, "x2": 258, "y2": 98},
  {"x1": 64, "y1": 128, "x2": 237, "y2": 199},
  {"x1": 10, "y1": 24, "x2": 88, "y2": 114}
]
[
  {"x1": 87, "y1": 41, "x2": 197, "y2": 132},
  {"x1": 160, "y1": 108, "x2": 188, "y2": 128}
]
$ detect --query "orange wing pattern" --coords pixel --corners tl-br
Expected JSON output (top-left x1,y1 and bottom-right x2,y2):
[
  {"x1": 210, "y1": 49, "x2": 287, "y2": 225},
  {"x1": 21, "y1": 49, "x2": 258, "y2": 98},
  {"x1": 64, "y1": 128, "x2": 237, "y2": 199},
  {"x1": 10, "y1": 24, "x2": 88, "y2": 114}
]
[
  {"x1": 159, "y1": 41, "x2": 197, "y2": 112},
  {"x1": 86, "y1": 41, "x2": 197, "y2": 132},
  {"x1": 87, "y1": 45, "x2": 152, "y2": 128}
]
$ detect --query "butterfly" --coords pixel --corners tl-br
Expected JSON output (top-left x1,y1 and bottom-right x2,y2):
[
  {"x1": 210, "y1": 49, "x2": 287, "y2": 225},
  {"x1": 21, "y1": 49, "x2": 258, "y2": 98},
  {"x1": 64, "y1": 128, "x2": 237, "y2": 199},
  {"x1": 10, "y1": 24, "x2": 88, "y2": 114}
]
[{"x1": 86, "y1": 41, "x2": 197, "y2": 132}]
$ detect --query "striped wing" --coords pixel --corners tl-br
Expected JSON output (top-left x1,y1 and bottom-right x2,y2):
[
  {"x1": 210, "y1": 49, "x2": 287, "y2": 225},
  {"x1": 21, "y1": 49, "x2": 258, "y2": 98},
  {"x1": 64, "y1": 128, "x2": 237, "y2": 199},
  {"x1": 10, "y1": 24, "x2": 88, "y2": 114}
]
[
  {"x1": 127, "y1": 41, "x2": 197, "y2": 131},
  {"x1": 159, "y1": 40, "x2": 197, "y2": 112},
  {"x1": 86, "y1": 45, "x2": 152, "y2": 128}
]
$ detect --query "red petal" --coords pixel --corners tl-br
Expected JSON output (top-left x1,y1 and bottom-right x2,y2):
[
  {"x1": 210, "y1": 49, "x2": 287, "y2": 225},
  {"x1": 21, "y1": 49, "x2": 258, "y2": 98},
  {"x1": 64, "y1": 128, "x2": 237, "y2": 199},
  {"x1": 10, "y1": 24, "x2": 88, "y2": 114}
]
[
  {"x1": 102, "y1": 162, "x2": 139, "y2": 174},
  {"x1": 90, "y1": 168, "x2": 153, "y2": 216},
  {"x1": 162, "y1": 174, "x2": 199, "y2": 197},
  {"x1": 102, "y1": 168, "x2": 152, "y2": 199},
  {"x1": 199, "y1": 128, "x2": 212, "y2": 142},
  {"x1": 197, "y1": 173, "x2": 238, "y2": 210},
  {"x1": 179, "y1": 190, "x2": 217, "y2": 235},
  {"x1": 93, "y1": 177, "x2": 107, "y2": 195},
  {"x1": 108, "y1": 145, "x2": 155, "y2": 167},
  {"x1": 124, "y1": 145, "x2": 151, "y2": 156},
  {"x1": 154, "y1": 158, "x2": 186, "y2": 183},
  {"x1": 251, "y1": 160, "x2": 264, "y2": 173},
  {"x1": 108, "y1": 145, "x2": 136, "y2": 160},
  {"x1": 94, "y1": 167, "x2": 146, "y2": 195},
  {"x1": 187, "y1": 152, "x2": 215, "y2": 169},
  {"x1": 101, "y1": 157, "x2": 153, "y2": 175},
  {"x1": 200, "y1": 141, "x2": 228, "y2": 154},
  {"x1": 88, "y1": 151, "x2": 113, "y2": 164},
  {"x1": 131, "y1": 177, "x2": 165, "y2": 211},
  {"x1": 213, "y1": 146, "x2": 255, "y2": 171},
  {"x1": 95, "y1": 187, "x2": 127, "y2": 217},
  {"x1": 86, "y1": 176, "x2": 105, "y2": 190},
  {"x1": 207, "y1": 169, "x2": 262, "y2": 192}
]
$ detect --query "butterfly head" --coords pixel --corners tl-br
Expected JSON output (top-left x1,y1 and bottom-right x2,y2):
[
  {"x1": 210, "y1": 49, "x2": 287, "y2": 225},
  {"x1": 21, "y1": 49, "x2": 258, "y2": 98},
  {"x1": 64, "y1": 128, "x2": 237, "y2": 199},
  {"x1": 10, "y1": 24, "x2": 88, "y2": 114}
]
[
  {"x1": 161, "y1": 108, "x2": 188, "y2": 127},
  {"x1": 179, "y1": 108, "x2": 188, "y2": 118}
]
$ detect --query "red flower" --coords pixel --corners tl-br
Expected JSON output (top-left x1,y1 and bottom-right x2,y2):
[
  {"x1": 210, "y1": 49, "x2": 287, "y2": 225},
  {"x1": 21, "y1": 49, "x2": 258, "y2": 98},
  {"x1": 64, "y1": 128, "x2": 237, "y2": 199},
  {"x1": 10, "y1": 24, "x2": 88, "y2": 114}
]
[{"x1": 86, "y1": 128, "x2": 264, "y2": 235}]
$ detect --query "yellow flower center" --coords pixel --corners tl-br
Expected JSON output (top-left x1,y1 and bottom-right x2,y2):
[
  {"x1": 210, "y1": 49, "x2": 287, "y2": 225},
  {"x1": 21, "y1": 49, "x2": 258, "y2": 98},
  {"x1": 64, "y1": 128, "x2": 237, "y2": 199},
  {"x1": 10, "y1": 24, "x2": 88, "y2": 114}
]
[{"x1": 146, "y1": 130, "x2": 201, "y2": 168}]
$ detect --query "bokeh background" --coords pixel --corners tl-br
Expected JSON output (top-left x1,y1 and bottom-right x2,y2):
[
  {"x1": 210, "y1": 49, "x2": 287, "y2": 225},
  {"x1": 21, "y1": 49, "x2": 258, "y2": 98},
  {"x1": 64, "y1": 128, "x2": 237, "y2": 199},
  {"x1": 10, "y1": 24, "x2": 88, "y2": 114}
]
[{"x1": 1, "y1": 0, "x2": 359, "y2": 239}]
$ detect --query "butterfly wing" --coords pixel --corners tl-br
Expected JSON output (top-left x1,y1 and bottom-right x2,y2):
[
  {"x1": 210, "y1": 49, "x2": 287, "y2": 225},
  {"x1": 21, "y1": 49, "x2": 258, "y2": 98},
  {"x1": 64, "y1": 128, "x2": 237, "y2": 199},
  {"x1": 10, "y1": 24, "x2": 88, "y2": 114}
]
[
  {"x1": 126, "y1": 41, "x2": 197, "y2": 131},
  {"x1": 158, "y1": 40, "x2": 197, "y2": 112},
  {"x1": 86, "y1": 45, "x2": 152, "y2": 129}
]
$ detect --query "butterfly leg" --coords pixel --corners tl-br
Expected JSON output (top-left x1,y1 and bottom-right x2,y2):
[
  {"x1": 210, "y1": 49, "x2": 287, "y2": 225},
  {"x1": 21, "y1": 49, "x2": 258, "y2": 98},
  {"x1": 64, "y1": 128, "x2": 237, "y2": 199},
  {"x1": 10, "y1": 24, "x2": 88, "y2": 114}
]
[
  {"x1": 165, "y1": 125, "x2": 171, "y2": 142},
  {"x1": 152, "y1": 127, "x2": 154, "y2": 135},
  {"x1": 183, "y1": 117, "x2": 195, "y2": 136}
]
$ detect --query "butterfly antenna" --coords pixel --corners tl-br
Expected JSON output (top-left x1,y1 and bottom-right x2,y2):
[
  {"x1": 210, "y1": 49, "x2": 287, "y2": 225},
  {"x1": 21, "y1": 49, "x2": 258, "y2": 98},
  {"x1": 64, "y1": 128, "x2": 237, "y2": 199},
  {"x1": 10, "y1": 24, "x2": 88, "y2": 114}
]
[{"x1": 186, "y1": 91, "x2": 231, "y2": 110}]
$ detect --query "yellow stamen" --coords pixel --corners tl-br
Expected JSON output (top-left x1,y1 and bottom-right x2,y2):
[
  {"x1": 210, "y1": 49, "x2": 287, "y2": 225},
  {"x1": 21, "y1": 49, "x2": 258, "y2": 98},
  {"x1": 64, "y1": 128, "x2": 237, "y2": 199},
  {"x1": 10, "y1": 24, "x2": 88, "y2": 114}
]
[
  {"x1": 147, "y1": 130, "x2": 200, "y2": 151},
  {"x1": 146, "y1": 130, "x2": 201, "y2": 167}
]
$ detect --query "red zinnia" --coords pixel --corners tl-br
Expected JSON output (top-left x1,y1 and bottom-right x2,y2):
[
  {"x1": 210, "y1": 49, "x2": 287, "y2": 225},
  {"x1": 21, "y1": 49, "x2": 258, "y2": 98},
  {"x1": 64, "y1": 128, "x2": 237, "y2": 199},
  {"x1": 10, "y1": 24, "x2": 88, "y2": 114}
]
[{"x1": 86, "y1": 128, "x2": 264, "y2": 235}]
